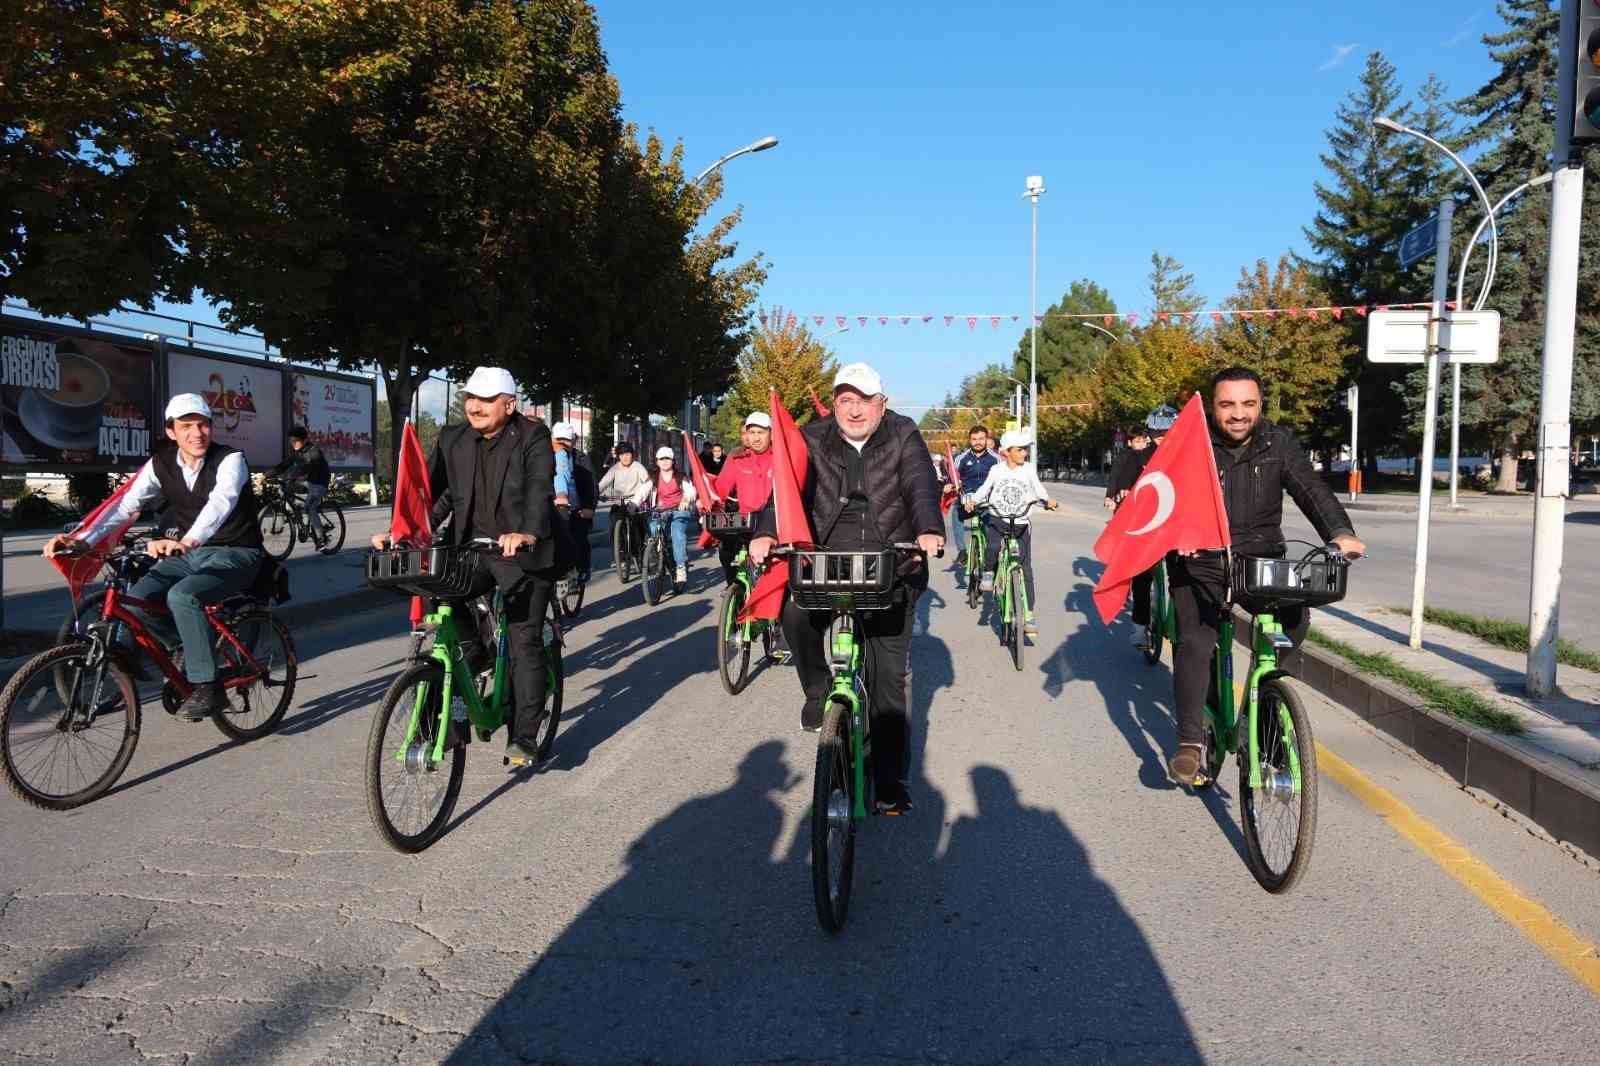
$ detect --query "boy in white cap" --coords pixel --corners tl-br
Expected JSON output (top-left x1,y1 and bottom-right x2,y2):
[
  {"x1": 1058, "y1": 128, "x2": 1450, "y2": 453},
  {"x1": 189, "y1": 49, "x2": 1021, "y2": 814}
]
[
  {"x1": 968, "y1": 428, "x2": 1058, "y2": 638},
  {"x1": 45, "y1": 394, "x2": 268, "y2": 720}
]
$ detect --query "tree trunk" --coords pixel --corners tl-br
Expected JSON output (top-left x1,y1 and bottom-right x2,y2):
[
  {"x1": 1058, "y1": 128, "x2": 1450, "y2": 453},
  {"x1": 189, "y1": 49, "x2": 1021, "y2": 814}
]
[
  {"x1": 1494, "y1": 440, "x2": 1521, "y2": 494},
  {"x1": 382, "y1": 358, "x2": 417, "y2": 484}
]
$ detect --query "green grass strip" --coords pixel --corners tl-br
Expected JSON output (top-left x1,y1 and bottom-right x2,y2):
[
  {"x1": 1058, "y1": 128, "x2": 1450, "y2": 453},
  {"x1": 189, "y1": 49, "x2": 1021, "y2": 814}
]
[
  {"x1": 1305, "y1": 628, "x2": 1525, "y2": 735},
  {"x1": 1398, "y1": 605, "x2": 1600, "y2": 674}
]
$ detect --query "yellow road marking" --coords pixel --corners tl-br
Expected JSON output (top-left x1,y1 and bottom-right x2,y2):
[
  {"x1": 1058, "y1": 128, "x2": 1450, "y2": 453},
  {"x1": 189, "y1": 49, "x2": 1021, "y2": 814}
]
[{"x1": 1316, "y1": 742, "x2": 1600, "y2": 1000}]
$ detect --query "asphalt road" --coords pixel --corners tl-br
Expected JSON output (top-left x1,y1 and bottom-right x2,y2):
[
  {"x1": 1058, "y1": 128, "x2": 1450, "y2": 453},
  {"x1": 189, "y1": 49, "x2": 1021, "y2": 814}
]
[{"x1": 2, "y1": 514, "x2": 1598, "y2": 1064}]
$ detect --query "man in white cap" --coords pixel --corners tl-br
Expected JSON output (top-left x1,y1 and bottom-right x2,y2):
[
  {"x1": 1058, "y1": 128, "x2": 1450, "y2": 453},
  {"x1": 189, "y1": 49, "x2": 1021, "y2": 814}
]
[
  {"x1": 749, "y1": 362, "x2": 944, "y2": 814},
  {"x1": 45, "y1": 394, "x2": 267, "y2": 721},
  {"x1": 375, "y1": 366, "x2": 564, "y2": 766},
  {"x1": 549, "y1": 420, "x2": 596, "y2": 581}
]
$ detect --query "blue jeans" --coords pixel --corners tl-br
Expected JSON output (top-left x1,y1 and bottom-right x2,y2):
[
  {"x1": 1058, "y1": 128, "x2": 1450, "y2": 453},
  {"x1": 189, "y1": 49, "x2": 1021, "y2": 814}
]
[
  {"x1": 129, "y1": 547, "x2": 265, "y2": 683},
  {"x1": 649, "y1": 512, "x2": 694, "y2": 570},
  {"x1": 302, "y1": 483, "x2": 326, "y2": 540}
]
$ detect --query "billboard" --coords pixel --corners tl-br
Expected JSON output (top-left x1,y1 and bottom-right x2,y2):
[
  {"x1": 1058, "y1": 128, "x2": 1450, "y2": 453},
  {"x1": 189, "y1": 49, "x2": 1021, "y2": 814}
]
[
  {"x1": 0, "y1": 316, "x2": 158, "y2": 472},
  {"x1": 288, "y1": 369, "x2": 375, "y2": 469},
  {"x1": 166, "y1": 349, "x2": 285, "y2": 468}
]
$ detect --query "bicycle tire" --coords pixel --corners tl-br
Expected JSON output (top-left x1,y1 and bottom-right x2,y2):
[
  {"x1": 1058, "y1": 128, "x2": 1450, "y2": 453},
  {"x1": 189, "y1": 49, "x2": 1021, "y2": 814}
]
[
  {"x1": 210, "y1": 609, "x2": 297, "y2": 741},
  {"x1": 536, "y1": 623, "x2": 564, "y2": 762},
  {"x1": 1008, "y1": 568, "x2": 1025, "y2": 673},
  {"x1": 365, "y1": 661, "x2": 465, "y2": 853},
  {"x1": 0, "y1": 644, "x2": 141, "y2": 810},
  {"x1": 1239, "y1": 677, "x2": 1318, "y2": 893},
  {"x1": 965, "y1": 532, "x2": 983, "y2": 610},
  {"x1": 559, "y1": 573, "x2": 585, "y2": 618},
  {"x1": 316, "y1": 501, "x2": 346, "y2": 555},
  {"x1": 811, "y1": 699, "x2": 856, "y2": 934},
  {"x1": 717, "y1": 583, "x2": 753, "y2": 695},
  {"x1": 642, "y1": 538, "x2": 664, "y2": 606},
  {"x1": 613, "y1": 519, "x2": 634, "y2": 583},
  {"x1": 258, "y1": 502, "x2": 296, "y2": 561}
]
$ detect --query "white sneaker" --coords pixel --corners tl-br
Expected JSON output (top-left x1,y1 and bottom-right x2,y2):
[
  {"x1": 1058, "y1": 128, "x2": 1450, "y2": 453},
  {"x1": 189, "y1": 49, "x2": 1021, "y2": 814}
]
[
  {"x1": 979, "y1": 571, "x2": 995, "y2": 592},
  {"x1": 675, "y1": 565, "x2": 687, "y2": 585}
]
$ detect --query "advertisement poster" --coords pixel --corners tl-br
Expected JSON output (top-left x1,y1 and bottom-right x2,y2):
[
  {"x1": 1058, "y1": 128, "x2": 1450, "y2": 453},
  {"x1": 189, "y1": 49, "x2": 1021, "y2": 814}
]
[
  {"x1": 0, "y1": 317, "x2": 157, "y2": 472},
  {"x1": 166, "y1": 350, "x2": 284, "y2": 468},
  {"x1": 289, "y1": 370, "x2": 375, "y2": 469}
]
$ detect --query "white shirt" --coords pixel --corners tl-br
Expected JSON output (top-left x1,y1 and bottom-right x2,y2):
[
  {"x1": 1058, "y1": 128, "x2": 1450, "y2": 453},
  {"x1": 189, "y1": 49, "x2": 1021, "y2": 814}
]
[
  {"x1": 970, "y1": 461, "x2": 1051, "y2": 524},
  {"x1": 83, "y1": 450, "x2": 250, "y2": 546}
]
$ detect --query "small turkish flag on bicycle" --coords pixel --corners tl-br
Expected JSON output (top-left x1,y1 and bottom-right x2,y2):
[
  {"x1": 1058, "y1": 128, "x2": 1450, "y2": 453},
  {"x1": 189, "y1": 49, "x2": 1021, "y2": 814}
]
[{"x1": 1091, "y1": 394, "x2": 1230, "y2": 624}]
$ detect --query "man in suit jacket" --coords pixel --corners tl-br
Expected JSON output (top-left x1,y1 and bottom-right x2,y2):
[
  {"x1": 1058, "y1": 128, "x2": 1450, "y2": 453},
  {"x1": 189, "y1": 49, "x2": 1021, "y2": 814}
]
[{"x1": 428, "y1": 366, "x2": 558, "y2": 766}]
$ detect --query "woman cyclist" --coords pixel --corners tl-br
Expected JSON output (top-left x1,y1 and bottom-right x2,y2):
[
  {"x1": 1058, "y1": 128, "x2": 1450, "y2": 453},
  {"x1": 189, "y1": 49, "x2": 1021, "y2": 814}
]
[
  {"x1": 633, "y1": 446, "x2": 698, "y2": 589},
  {"x1": 972, "y1": 429, "x2": 1058, "y2": 638}
]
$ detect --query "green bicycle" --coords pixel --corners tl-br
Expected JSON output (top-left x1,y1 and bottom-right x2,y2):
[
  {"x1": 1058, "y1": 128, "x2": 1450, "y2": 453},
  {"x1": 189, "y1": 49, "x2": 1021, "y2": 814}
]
[
  {"x1": 775, "y1": 542, "x2": 927, "y2": 934},
  {"x1": 1195, "y1": 543, "x2": 1353, "y2": 893},
  {"x1": 363, "y1": 541, "x2": 564, "y2": 853},
  {"x1": 709, "y1": 511, "x2": 775, "y2": 695},
  {"x1": 1141, "y1": 557, "x2": 1174, "y2": 665},
  {"x1": 961, "y1": 509, "x2": 987, "y2": 610},
  {"x1": 985, "y1": 499, "x2": 1048, "y2": 672}
]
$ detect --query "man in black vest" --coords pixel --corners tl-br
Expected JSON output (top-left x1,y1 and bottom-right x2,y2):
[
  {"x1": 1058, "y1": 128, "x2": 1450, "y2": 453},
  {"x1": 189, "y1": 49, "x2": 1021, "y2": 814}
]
[
  {"x1": 413, "y1": 366, "x2": 560, "y2": 766},
  {"x1": 45, "y1": 394, "x2": 266, "y2": 720},
  {"x1": 749, "y1": 362, "x2": 945, "y2": 815}
]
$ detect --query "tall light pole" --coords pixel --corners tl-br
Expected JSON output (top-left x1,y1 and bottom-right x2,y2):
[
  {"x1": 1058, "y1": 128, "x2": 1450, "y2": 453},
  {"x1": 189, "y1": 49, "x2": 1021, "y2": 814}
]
[
  {"x1": 1025, "y1": 176, "x2": 1045, "y2": 451},
  {"x1": 682, "y1": 136, "x2": 780, "y2": 435},
  {"x1": 1006, "y1": 375, "x2": 1025, "y2": 424}
]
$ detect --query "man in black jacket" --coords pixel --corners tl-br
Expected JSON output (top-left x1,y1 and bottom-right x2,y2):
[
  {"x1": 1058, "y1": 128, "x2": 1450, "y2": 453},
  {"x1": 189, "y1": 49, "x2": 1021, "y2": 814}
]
[
  {"x1": 273, "y1": 426, "x2": 332, "y2": 546},
  {"x1": 1167, "y1": 367, "x2": 1365, "y2": 786},
  {"x1": 750, "y1": 362, "x2": 945, "y2": 814}
]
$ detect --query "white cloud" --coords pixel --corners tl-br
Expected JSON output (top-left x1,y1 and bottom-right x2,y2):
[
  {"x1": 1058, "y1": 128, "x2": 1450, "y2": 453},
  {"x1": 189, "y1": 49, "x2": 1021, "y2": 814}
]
[{"x1": 1318, "y1": 43, "x2": 1359, "y2": 72}]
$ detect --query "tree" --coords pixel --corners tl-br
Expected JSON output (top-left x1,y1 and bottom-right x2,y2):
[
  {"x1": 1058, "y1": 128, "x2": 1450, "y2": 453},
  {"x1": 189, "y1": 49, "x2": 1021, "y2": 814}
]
[
  {"x1": 1097, "y1": 326, "x2": 1213, "y2": 430},
  {"x1": 1452, "y1": 0, "x2": 1600, "y2": 491},
  {"x1": 716, "y1": 307, "x2": 839, "y2": 436},
  {"x1": 1010, "y1": 279, "x2": 1125, "y2": 390},
  {"x1": 1036, "y1": 372, "x2": 1107, "y2": 455},
  {"x1": 1212, "y1": 256, "x2": 1351, "y2": 437},
  {"x1": 1147, "y1": 252, "x2": 1204, "y2": 318}
]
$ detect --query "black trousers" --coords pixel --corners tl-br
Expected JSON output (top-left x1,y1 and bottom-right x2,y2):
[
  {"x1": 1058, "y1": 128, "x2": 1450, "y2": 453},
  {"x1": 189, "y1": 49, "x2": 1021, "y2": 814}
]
[
  {"x1": 570, "y1": 515, "x2": 593, "y2": 576},
  {"x1": 981, "y1": 518, "x2": 1035, "y2": 608},
  {"x1": 781, "y1": 587, "x2": 921, "y2": 795},
  {"x1": 1168, "y1": 555, "x2": 1307, "y2": 747},
  {"x1": 1130, "y1": 567, "x2": 1154, "y2": 626},
  {"x1": 718, "y1": 535, "x2": 744, "y2": 586},
  {"x1": 467, "y1": 557, "x2": 552, "y2": 749}
]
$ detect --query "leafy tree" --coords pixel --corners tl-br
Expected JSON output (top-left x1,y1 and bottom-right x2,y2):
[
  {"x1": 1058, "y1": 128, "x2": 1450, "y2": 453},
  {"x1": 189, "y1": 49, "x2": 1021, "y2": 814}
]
[
  {"x1": 1010, "y1": 279, "x2": 1124, "y2": 390},
  {"x1": 1147, "y1": 252, "x2": 1205, "y2": 318},
  {"x1": 1212, "y1": 256, "x2": 1351, "y2": 437},
  {"x1": 716, "y1": 307, "x2": 839, "y2": 436},
  {"x1": 1098, "y1": 326, "x2": 1213, "y2": 429},
  {"x1": 1037, "y1": 372, "x2": 1107, "y2": 454}
]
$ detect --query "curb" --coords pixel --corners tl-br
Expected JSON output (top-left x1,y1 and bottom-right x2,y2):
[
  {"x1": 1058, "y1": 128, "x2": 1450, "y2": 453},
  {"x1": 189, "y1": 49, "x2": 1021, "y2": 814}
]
[{"x1": 1236, "y1": 618, "x2": 1600, "y2": 861}]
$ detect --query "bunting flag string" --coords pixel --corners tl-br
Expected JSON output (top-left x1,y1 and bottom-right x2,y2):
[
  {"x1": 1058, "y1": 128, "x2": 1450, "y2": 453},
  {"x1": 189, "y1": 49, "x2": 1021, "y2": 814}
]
[{"x1": 757, "y1": 301, "x2": 1448, "y2": 329}]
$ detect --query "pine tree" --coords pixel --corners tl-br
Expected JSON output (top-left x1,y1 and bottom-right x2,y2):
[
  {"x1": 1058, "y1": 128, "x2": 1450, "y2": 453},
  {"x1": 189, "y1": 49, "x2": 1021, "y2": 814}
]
[
  {"x1": 1147, "y1": 252, "x2": 1204, "y2": 319},
  {"x1": 1453, "y1": 0, "x2": 1600, "y2": 491},
  {"x1": 1011, "y1": 278, "x2": 1125, "y2": 390}
]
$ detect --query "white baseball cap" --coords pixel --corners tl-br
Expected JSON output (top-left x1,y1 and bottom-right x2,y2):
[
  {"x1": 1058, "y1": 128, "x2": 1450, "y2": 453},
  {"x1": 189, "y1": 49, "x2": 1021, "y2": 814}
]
[
  {"x1": 999, "y1": 429, "x2": 1031, "y2": 451},
  {"x1": 550, "y1": 420, "x2": 575, "y2": 441},
  {"x1": 743, "y1": 411, "x2": 772, "y2": 429},
  {"x1": 164, "y1": 393, "x2": 213, "y2": 422},
  {"x1": 461, "y1": 366, "x2": 518, "y2": 399},
  {"x1": 833, "y1": 362, "x2": 884, "y2": 398},
  {"x1": 655, "y1": 446, "x2": 675, "y2": 460}
]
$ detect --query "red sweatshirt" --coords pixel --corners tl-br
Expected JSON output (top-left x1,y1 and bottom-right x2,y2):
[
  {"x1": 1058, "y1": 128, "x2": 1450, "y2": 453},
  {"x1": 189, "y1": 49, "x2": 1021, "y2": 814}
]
[{"x1": 713, "y1": 449, "x2": 774, "y2": 514}]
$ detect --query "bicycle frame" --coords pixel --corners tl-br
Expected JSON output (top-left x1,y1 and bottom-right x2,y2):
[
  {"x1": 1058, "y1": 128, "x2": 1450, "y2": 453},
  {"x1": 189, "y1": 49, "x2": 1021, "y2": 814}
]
[
  {"x1": 994, "y1": 526, "x2": 1030, "y2": 625},
  {"x1": 721, "y1": 545, "x2": 769, "y2": 645},
  {"x1": 1151, "y1": 558, "x2": 1175, "y2": 644},
  {"x1": 92, "y1": 583, "x2": 268, "y2": 698},
  {"x1": 964, "y1": 515, "x2": 987, "y2": 564},
  {"x1": 823, "y1": 611, "x2": 872, "y2": 822},
  {"x1": 1202, "y1": 611, "x2": 1300, "y2": 792},
  {"x1": 398, "y1": 602, "x2": 508, "y2": 765}
]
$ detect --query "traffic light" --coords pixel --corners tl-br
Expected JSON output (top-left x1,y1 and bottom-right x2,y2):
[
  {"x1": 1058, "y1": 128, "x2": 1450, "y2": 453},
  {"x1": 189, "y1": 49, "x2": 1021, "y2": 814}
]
[{"x1": 1575, "y1": 0, "x2": 1600, "y2": 144}]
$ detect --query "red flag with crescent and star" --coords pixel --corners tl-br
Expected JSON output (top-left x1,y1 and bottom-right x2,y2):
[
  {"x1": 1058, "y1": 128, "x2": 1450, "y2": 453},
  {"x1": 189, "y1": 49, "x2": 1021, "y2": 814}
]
[
  {"x1": 1090, "y1": 395, "x2": 1230, "y2": 624},
  {"x1": 738, "y1": 388, "x2": 813, "y2": 622}
]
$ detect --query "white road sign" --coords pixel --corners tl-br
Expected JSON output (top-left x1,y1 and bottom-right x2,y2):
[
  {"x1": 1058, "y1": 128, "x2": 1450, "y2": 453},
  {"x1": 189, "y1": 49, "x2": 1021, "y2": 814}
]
[{"x1": 1366, "y1": 309, "x2": 1501, "y2": 365}]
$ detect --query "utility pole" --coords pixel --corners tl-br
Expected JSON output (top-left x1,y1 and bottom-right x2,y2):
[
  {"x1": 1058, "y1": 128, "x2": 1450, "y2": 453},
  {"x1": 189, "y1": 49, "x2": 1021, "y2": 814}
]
[
  {"x1": 1528, "y1": 0, "x2": 1587, "y2": 695},
  {"x1": 1347, "y1": 384, "x2": 1360, "y2": 504},
  {"x1": 1408, "y1": 199, "x2": 1454, "y2": 650}
]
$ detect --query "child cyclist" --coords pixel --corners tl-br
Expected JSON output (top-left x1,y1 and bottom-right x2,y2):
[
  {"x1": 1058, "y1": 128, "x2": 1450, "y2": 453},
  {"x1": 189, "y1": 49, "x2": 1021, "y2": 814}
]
[{"x1": 970, "y1": 429, "x2": 1059, "y2": 637}]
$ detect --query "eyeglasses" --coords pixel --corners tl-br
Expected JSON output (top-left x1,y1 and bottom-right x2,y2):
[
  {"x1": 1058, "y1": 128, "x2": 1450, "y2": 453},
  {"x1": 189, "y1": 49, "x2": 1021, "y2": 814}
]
[{"x1": 833, "y1": 394, "x2": 883, "y2": 413}]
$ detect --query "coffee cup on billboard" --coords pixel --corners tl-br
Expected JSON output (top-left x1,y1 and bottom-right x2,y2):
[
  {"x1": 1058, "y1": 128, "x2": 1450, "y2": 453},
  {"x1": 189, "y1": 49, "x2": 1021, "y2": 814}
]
[{"x1": 20, "y1": 351, "x2": 110, "y2": 450}]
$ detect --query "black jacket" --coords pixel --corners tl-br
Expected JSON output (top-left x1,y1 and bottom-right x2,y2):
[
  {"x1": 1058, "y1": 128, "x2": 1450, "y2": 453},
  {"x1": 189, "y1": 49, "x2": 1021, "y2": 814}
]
[
  {"x1": 273, "y1": 442, "x2": 330, "y2": 487},
  {"x1": 756, "y1": 411, "x2": 944, "y2": 547},
  {"x1": 429, "y1": 418, "x2": 561, "y2": 573},
  {"x1": 1213, "y1": 418, "x2": 1353, "y2": 556},
  {"x1": 1106, "y1": 445, "x2": 1151, "y2": 500}
]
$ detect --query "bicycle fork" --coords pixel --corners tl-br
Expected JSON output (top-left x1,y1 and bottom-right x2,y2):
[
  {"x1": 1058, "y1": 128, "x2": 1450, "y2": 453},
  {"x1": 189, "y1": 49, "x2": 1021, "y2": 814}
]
[{"x1": 827, "y1": 618, "x2": 870, "y2": 821}]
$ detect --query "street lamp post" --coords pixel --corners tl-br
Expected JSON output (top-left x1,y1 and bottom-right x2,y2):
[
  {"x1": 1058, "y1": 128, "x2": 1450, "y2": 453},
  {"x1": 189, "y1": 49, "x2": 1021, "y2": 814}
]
[
  {"x1": 1025, "y1": 176, "x2": 1045, "y2": 451},
  {"x1": 1006, "y1": 375, "x2": 1025, "y2": 424}
]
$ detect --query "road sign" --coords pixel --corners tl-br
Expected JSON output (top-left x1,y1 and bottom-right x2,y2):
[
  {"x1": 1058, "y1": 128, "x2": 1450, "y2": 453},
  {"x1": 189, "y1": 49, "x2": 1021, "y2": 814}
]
[
  {"x1": 1366, "y1": 309, "x2": 1501, "y2": 364},
  {"x1": 1399, "y1": 215, "x2": 1439, "y2": 268}
]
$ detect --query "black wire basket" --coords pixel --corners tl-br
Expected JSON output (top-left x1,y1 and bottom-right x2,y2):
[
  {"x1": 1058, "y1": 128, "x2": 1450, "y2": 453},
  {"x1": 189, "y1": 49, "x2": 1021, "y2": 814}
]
[
  {"x1": 787, "y1": 548, "x2": 898, "y2": 611},
  {"x1": 366, "y1": 546, "x2": 481, "y2": 599},
  {"x1": 1232, "y1": 552, "x2": 1349, "y2": 608}
]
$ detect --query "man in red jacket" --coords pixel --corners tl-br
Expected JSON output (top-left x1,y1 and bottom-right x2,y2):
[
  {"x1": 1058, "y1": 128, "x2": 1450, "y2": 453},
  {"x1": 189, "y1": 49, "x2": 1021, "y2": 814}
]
[{"x1": 711, "y1": 411, "x2": 775, "y2": 585}]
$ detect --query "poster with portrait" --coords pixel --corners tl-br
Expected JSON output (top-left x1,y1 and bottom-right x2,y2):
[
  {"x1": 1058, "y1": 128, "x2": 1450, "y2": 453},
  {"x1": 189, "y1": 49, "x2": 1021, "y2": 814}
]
[
  {"x1": 288, "y1": 369, "x2": 375, "y2": 469},
  {"x1": 165, "y1": 350, "x2": 284, "y2": 468},
  {"x1": 0, "y1": 316, "x2": 157, "y2": 472}
]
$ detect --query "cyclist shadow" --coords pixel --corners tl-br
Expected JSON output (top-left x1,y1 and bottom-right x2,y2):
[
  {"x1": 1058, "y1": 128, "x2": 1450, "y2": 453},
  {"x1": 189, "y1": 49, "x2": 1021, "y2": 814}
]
[
  {"x1": 277, "y1": 673, "x2": 393, "y2": 736},
  {"x1": 441, "y1": 749, "x2": 1202, "y2": 1063}
]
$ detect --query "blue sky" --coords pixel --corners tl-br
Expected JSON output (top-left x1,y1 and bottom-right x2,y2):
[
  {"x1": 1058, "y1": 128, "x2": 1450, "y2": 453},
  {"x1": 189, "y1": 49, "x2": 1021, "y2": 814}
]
[{"x1": 147, "y1": 0, "x2": 1504, "y2": 418}]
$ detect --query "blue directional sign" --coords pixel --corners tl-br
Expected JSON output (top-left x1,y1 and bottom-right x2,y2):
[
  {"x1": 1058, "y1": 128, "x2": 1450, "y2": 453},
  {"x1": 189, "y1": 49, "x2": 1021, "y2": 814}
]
[{"x1": 1398, "y1": 216, "x2": 1438, "y2": 269}]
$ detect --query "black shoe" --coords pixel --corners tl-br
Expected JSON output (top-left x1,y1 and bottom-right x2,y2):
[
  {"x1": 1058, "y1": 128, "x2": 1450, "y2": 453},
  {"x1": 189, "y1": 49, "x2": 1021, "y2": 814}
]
[
  {"x1": 177, "y1": 682, "x2": 225, "y2": 722},
  {"x1": 800, "y1": 699, "x2": 824, "y2": 733},
  {"x1": 504, "y1": 740, "x2": 541, "y2": 767},
  {"x1": 874, "y1": 785, "x2": 913, "y2": 816}
]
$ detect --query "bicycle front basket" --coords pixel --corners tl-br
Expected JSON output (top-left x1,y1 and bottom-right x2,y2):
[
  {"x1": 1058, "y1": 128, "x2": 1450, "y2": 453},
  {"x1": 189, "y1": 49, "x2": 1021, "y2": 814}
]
[
  {"x1": 787, "y1": 548, "x2": 897, "y2": 611},
  {"x1": 706, "y1": 511, "x2": 756, "y2": 535},
  {"x1": 366, "y1": 546, "x2": 481, "y2": 599},
  {"x1": 1233, "y1": 553, "x2": 1348, "y2": 608}
]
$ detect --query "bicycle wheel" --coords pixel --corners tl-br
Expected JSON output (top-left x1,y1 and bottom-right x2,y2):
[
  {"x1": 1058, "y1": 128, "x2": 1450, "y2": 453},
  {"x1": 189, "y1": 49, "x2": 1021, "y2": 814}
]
[
  {"x1": 0, "y1": 644, "x2": 141, "y2": 810},
  {"x1": 211, "y1": 609, "x2": 297, "y2": 741},
  {"x1": 965, "y1": 534, "x2": 983, "y2": 610},
  {"x1": 612, "y1": 519, "x2": 630, "y2": 583},
  {"x1": 1007, "y1": 568, "x2": 1025, "y2": 672},
  {"x1": 717, "y1": 583, "x2": 753, "y2": 695},
  {"x1": 258, "y1": 503, "x2": 296, "y2": 561},
  {"x1": 57, "y1": 589, "x2": 107, "y2": 647},
  {"x1": 641, "y1": 538, "x2": 665, "y2": 606},
  {"x1": 559, "y1": 572, "x2": 585, "y2": 618},
  {"x1": 537, "y1": 618, "x2": 564, "y2": 761},
  {"x1": 1239, "y1": 677, "x2": 1319, "y2": 893},
  {"x1": 811, "y1": 699, "x2": 856, "y2": 934},
  {"x1": 1143, "y1": 600, "x2": 1164, "y2": 667},
  {"x1": 316, "y1": 501, "x2": 346, "y2": 555},
  {"x1": 365, "y1": 661, "x2": 465, "y2": 853}
]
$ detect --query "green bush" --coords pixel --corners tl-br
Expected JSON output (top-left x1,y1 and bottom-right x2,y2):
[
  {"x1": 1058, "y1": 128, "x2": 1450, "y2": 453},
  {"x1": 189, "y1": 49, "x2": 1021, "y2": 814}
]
[
  {"x1": 67, "y1": 472, "x2": 113, "y2": 512},
  {"x1": 9, "y1": 489, "x2": 65, "y2": 529}
]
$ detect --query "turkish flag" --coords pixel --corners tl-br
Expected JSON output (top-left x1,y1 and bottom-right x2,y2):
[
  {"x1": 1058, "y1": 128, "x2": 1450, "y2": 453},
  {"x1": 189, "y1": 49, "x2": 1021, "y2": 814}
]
[
  {"x1": 809, "y1": 385, "x2": 830, "y2": 418},
  {"x1": 739, "y1": 388, "x2": 813, "y2": 622},
  {"x1": 1090, "y1": 395, "x2": 1230, "y2": 624},
  {"x1": 50, "y1": 473, "x2": 143, "y2": 602},
  {"x1": 683, "y1": 430, "x2": 721, "y2": 549},
  {"x1": 389, "y1": 419, "x2": 433, "y2": 627}
]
